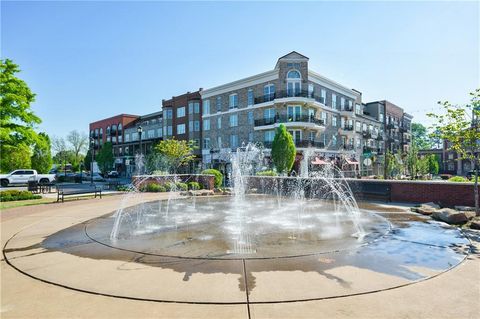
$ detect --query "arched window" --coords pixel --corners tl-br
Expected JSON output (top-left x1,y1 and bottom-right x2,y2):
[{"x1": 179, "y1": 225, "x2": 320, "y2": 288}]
[
  {"x1": 117, "y1": 123, "x2": 123, "y2": 135},
  {"x1": 99, "y1": 128, "x2": 103, "y2": 138},
  {"x1": 106, "y1": 126, "x2": 111, "y2": 135},
  {"x1": 287, "y1": 70, "x2": 301, "y2": 97}
]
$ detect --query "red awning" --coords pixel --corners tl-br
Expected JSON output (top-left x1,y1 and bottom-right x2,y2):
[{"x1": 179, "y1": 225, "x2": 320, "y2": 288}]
[
  {"x1": 345, "y1": 159, "x2": 359, "y2": 165},
  {"x1": 311, "y1": 157, "x2": 329, "y2": 165}
]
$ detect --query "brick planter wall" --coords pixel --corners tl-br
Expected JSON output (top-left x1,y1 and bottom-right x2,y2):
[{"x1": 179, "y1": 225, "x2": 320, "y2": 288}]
[
  {"x1": 246, "y1": 176, "x2": 475, "y2": 207},
  {"x1": 132, "y1": 174, "x2": 215, "y2": 190}
]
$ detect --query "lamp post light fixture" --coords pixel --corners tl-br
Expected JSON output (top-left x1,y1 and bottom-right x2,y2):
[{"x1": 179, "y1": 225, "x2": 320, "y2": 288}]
[
  {"x1": 137, "y1": 126, "x2": 143, "y2": 156},
  {"x1": 90, "y1": 137, "x2": 95, "y2": 185}
]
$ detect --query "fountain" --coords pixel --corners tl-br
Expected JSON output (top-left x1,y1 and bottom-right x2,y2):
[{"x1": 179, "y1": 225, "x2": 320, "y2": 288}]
[{"x1": 104, "y1": 143, "x2": 381, "y2": 258}]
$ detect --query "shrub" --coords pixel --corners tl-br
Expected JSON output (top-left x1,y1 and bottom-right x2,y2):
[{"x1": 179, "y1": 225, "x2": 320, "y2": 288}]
[
  {"x1": 448, "y1": 176, "x2": 470, "y2": 183},
  {"x1": 175, "y1": 182, "x2": 188, "y2": 191},
  {"x1": 201, "y1": 169, "x2": 223, "y2": 188},
  {"x1": 117, "y1": 185, "x2": 134, "y2": 192},
  {"x1": 256, "y1": 170, "x2": 278, "y2": 176},
  {"x1": 188, "y1": 181, "x2": 201, "y2": 190},
  {"x1": 146, "y1": 183, "x2": 161, "y2": 192},
  {"x1": 0, "y1": 190, "x2": 42, "y2": 202}
]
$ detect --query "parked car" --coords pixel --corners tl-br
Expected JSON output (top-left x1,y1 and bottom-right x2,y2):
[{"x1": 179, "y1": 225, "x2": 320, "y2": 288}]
[
  {"x1": 81, "y1": 172, "x2": 105, "y2": 182},
  {"x1": 0, "y1": 169, "x2": 56, "y2": 187},
  {"x1": 107, "y1": 171, "x2": 119, "y2": 178}
]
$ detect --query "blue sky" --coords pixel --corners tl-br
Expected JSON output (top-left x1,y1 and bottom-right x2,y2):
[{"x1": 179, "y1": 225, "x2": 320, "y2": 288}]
[{"x1": 2, "y1": 1, "x2": 479, "y2": 138}]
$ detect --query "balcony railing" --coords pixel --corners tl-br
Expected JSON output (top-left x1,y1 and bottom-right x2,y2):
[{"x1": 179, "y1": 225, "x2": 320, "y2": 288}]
[
  {"x1": 341, "y1": 106, "x2": 354, "y2": 112},
  {"x1": 253, "y1": 90, "x2": 327, "y2": 105},
  {"x1": 262, "y1": 139, "x2": 325, "y2": 149},
  {"x1": 342, "y1": 144, "x2": 355, "y2": 150},
  {"x1": 362, "y1": 130, "x2": 372, "y2": 139},
  {"x1": 340, "y1": 125, "x2": 354, "y2": 131},
  {"x1": 254, "y1": 115, "x2": 324, "y2": 127}
]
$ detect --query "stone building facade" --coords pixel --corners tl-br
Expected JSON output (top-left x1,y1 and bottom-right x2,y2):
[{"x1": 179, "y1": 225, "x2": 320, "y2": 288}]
[{"x1": 200, "y1": 51, "x2": 404, "y2": 176}]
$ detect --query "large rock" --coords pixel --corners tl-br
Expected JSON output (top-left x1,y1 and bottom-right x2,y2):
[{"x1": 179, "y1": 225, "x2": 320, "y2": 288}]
[
  {"x1": 455, "y1": 206, "x2": 475, "y2": 212},
  {"x1": 470, "y1": 218, "x2": 480, "y2": 230},
  {"x1": 414, "y1": 202, "x2": 441, "y2": 215},
  {"x1": 431, "y1": 208, "x2": 475, "y2": 224}
]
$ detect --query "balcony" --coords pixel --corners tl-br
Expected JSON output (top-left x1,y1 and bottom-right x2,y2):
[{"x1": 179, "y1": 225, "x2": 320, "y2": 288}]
[
  {"x1": 339, "y1": 125, "x2": 355, "y2": 136},
  {"x1": 362, "y1": 130, "x2": 372, "y2": 139},
  {"x1": 386, "y1": 123, "x2": 398, "y2": 130},
  {"x1": 262, "y1": 139, "x2": 325, "y2": 149},
  {"x1": 253, "y1": 90, "x2": 326, "y2": 105},
  {"x1": 254, "y1": 114, "x2": 325, "y2": 129},
  {"x1": 341, "y1": 144, "x2": 355, "y2": 151},
  {"x1": 340, "y1": 106, "x2": 354, "y2": 116}
]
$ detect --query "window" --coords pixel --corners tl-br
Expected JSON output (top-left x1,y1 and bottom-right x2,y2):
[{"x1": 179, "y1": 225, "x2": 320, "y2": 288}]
[
  {"x1": 203, "y1": 138, "x2": 210, "y2": 149},
  {"x1": 321, "y1": 112, "x2": 328, "y2": 125},
  {"x1": 264, "y1": 130, "x2": 275, "y2": 142},
  {"x1": 217, "y1": 136, "x2": 222, "y2": 148},
  {"x1": 348, "y1": 100, "x2": 353, "y2": 109},
  {"x1": 166, "y1": 109, "x2": 173, "y2": 119},
  {"x1": 167, "y1": 126, "x2": 172, "y2": 135},
  {"x1": 203, "y1": 99, "x2": 210, "y2": 115},
  {"x1": 125, "y1": 133, "x2": 130, "y2": 142},
  {"x1": 229, "y1": 114, "x2": 238, "y2": 127},
  {"x1": 264, "y1": 108, "x2": 276, "y2": 119},
  {"x1": 331, "y1": 94, "x2": 337, "y2": 109},
  {"x1": 264, "y1": 84, "x2": 275, "y2": 101},
  {"x1": 99, "y1": 128, "x2": 103, "y2": 137},
  {"x1": 247, "y1": 89, "x2": 254, "y2": 106},
  {"x1": 189, "y1": 102, "x2": 194, "y2": 114},
  {"x1": 195, "y1": 102, "x2": 200, "y2": 113},
  {"x1": 217, "y1": 117, "x2": 222, "y2": 129},
  {"x1": 216, "y1": 96, "x2": 222, "y2": 112},
  {"x1": 248, "y1": 111, "x2": 254, "y2": 125},
  {"x1": 177, "y1": 124, "x2": 185, "y2": 134},
  {"x1": 157, "y1": 128, "x2": 162, "y2": 138},
  {"x1": 148, "y1": 130, "x2": 155, "y2": 139},
  {"x1": 332, "y1": 135, "x2": 337, "y2": 146},
  {"x1": 177, "y1": 107, "x2": 185, "y2": 118},
  {"x1": 362, "y1": 123, "x2": 367, "y2": 132},
  {"x1": 189, "y1": 121, "x2": 193, "y2": 132},
  {"x1": 379, "y1": 113, "x2": 384, "y2": 122},
  {"x1": 112, "y1": 136, "x2": 117, "y2": 143},
  {"x1": 229, "y1": 93, "x2": 238, "y2": 109},
  {"x1": 308, "y1": 84, "x2": 314, "y2": 98},
  {"x1": 355, "y1": 104, "x2": 362, "y2": 115},
  {"x1": 118, "y1": 135, "x2": 123, "y2": 143},
  {"x1": 132, "y1": 133, "x2": 138, "y2": 141},
  {"x1": 203, "y1": 119, "x2": 210, "y2": 131},
  {"x1": 230, "y1": 135, "x2": 238, "y2": 149},
  {"x1": 287, "y1": 70, "x2": 301, "y2": 96},
  {"x1": 340, "y1": 97, "x2": 345, "y2": 109},
  {"x1": 332, "y1": 116, "x2": 337, "y2": 127},
  {"x1": 321, "y1": 89, "x2": 327, "y2": 104},
  {"x1": 194, "y1": 121, "x2": 200, "y2": 132},
  {"x1": 356, "y1": 121, "x2": 361, "y2": 132},
  {"x1": 203, "y1": 137, "x2": 210, "y2": 149},
  {"x1": 309, "y1": 131, "x2": 315, "y2": 141},
  {"x1": 248, "y1": 132, "x2": 254, "y2": 142}
]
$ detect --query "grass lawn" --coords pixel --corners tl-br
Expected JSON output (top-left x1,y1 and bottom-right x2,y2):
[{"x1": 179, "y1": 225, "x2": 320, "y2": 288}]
[{"x1": 0, "y1": 197, "x2": 56, "y2": 210}]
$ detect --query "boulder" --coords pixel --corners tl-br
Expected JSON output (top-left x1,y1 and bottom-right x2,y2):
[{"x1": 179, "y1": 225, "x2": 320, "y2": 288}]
[
  {"x1": 413, "y1": 202, "x2": 441, "y2": 215},
  {"x1": 470, "y1": 219, "x2": 480, "y2": 230},
  {"x1": 431, "y1": 208, "x2": 474, "y2": 224},
  {"x1": 198, "y1": 190, "x2": 214, "y2": 196},
  {"x1": 455, "y1": 206, "x2": 475, "y2": 212}
]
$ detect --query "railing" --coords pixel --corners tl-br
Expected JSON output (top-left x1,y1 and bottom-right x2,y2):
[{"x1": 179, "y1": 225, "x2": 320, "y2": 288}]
[
  {"x1": 342, "y1": 144, "x2": 354, "y2": 150},
  {"x1": 262, "y1": 140, "x2": 325, "y2": 149},
  {"x1": 254, "y1": 115, "x2": 324, "y2": 127},
  {"x1": 253, "y1": 90, "x2": 327, "y2": 105},
  {"x1": 362, "y1": 130, "x2": 372, "y2": 138},
  {"x1": 340, "y1": 125, "x2": 354, "y2": 131},
  {"x1": 341, "y1": 106, "x2": 354, "y2": 112}
]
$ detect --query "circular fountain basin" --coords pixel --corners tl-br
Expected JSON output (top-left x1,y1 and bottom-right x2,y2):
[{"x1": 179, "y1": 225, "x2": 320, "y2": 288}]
[
  {"x1": 86, "y1": 196, "x2": 391, "y2": 259},
  {"x1": 4, "y1": 195, "x2": 471, "y2": 304}
]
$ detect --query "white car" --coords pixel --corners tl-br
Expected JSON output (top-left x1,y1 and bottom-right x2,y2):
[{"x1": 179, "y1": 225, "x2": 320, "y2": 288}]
[{"x1": 0, "y1": 169, "x2": 56, "y2": 187}]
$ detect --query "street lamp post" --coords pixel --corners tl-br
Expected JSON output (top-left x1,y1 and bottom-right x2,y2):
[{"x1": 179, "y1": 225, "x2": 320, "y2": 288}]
[
  {"x1": 137, "y1": 126, "x2": 143, "y2": 156},
  {"x1": 90, "y1": 137, "x2": 95, "y2": 185}
]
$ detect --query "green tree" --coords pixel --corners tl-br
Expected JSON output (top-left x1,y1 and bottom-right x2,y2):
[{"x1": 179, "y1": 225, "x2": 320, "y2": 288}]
[
  {"x1": 0, "y1": 144, "x2": 31, "y2": 172},
  {"x1": 406, "y1": 142, "x2": 419, "y2": 179},
  {"x1": 417, "y1": 156, "x2": 430, "y2": 178},
  {"x1": 154, "y1": 138, "x2": 196, "y2": 173},
  {"x1": 31, "y1": 132, "x2": 52, "y2": 173},
  {"x1": 84, "y1": 149, "x2": 93, "y2": 173},
  {"x1": 411, "y1": 123, "x2": 434, "y2": 149},
  {"x1": 428, "y1": 88, "x2": 480, "y2": 215},
  {"x1": 0, "y1": 59, "x2": 42, "y2": 172},
  {"x1": 271, "y1": 124, "x2": 296, "y2": 174},
  {"x1": 385, "y1": 149, "x2": 401, "y2": 179},
  {"x1": 96, "y1": 142, "x2": 114, "y2": 174},
  {"x1": 427, "y1": 154, "x2": 440, "y2": 175}
]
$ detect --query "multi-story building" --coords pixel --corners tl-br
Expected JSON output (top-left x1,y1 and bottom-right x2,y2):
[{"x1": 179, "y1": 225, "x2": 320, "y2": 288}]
[
  {"x1": 89, "y1": 114, "x2": 140, "y2": 165},
  {"x1": 113, "y1": 111, "x2": 164, "y2": 176},
  {"x1": 162, "y1": 90, "x2": 203, "y2": 171},
  {"x1": 200, "y1": 51, "x2": 402, "y2": 176}
]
